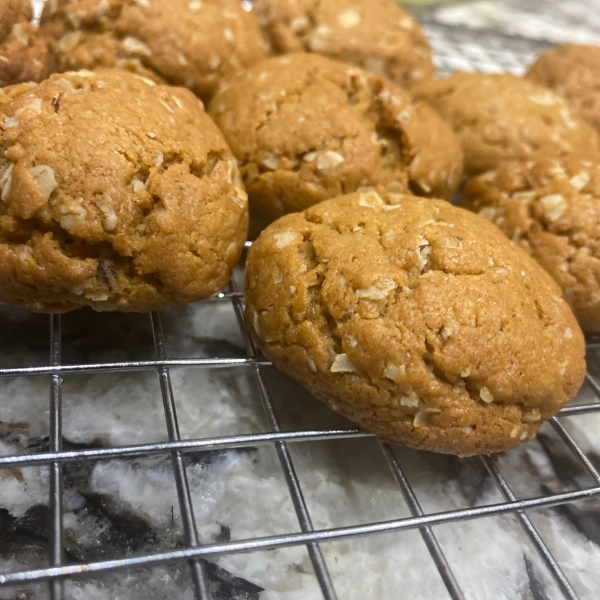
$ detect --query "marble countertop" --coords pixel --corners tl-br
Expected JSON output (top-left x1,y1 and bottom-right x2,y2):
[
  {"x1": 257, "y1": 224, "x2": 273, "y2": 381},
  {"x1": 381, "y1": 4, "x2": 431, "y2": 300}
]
[{"x1": 414, "y1": 0, "x2": 600, "y2": 44}]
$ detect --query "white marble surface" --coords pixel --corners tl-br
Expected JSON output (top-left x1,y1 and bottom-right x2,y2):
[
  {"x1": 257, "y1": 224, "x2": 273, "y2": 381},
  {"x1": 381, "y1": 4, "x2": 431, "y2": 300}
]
[
  {"x1": 423, "y1": 0, "x2": 600, "y2": 44},
  {"x1": 1, "y1": 300, "x2": 600, "y2": 600}
]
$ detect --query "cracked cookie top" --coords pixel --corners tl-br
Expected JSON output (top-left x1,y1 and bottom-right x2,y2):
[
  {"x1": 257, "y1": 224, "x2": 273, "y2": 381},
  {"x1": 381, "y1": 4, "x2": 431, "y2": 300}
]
[
  {"x1": 412, "y1": 72, "x2": 600, "y2": 176},
  {"x1": 526, "y1": 44, "x2": 600, "y2": 135},
  {"x1": 208, "y1": 53, "x2": 463, "y2": 228},
  {"x1": 245, "y1": 190, "x2": 585, "y2": 456},
  {"x1": 0, "y1": 0, "x2": 49, "y2": 87},
  {"x1": 0, "y1": 68, "x2": 248, "y2": 313},
  {"x1": 463, "y1": 156, "x2": 600, "y2": 333},
  {"x1": 253, "y1": 0, "x2": 434, "y2": 89},
  {"x1": 39, "y1": 0, "x2": 269, "y2": 101}
]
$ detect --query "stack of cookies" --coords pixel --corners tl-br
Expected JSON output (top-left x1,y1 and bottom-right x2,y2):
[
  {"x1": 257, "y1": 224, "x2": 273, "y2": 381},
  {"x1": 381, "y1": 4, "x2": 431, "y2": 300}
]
[{"x1": 1, "y1": 0, "x2": 597, "y2": 456}]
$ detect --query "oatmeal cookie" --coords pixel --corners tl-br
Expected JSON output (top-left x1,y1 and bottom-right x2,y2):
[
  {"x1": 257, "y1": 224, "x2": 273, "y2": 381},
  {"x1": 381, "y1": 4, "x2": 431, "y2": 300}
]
[
  {"x1": 463, "y1": 157, "x2": 600, "y2": 333},
  {"x1": 209, "y1": 53, "x2": 463, "y2": 227},
  {"x1": 40, "y1": 0, "x2": 268, "y2": 101},
  {"x1": 526, "y1": 44, "x2": 600, "y2": 134},
  {"x1": 245, "y1": 190, "x2": 585, "y2": 456},
  {"x1": 412, "y1": 72, "x2": 600, "y2": 176},
  {"x1": 0, "y1": 0, "x2": 49, "y2": 87},
  {"x1": 0, "y1": 68, "x2": 248, "y2": 313},
  {"x1": 253, "y1": 0, "x2": 434, "y2": 88}
]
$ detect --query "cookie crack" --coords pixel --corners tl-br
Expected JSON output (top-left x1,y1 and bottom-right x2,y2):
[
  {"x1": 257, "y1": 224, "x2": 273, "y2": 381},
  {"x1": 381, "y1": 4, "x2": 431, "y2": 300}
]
[
  {"x1": 295, "y1": 0, "x2": 324, "y2": 49},
  {"x1": 44, "y1": 2, "x2": 124, "y2": 37}
]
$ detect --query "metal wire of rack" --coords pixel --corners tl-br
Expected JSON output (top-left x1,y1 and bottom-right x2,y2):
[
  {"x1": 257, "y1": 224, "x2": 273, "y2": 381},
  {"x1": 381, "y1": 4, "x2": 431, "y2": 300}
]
[
  {"x1": 0, "y1": 288, "x2": 600, "y2": 599},
  {"x1": 2, "y1": 16, "x2": 600, "y2": 600},
  {"x1": 1, "y1": 288, "x2": 600, "y2": 598}
]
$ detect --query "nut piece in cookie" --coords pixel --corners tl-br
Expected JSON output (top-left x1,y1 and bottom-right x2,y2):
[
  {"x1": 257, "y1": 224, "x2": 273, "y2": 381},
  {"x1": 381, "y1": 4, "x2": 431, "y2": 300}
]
[
  {"x1": 0, "y1": 0, "x2": 49, "y2": 87},
  {"x1": 463, "y1": 156, "x2": 600, "y2": 333},
  {"x1": 245, "y1": 190, "x2": 585, "y2": 456},
  {"x1": 40, "y1": 0, "x2": 269, "y2": 101},
  {"x1": 209, "y1": 53, "x2": 463, "y2": 228},
  {"x1": 253, "y1": 0, "x2": 434, "y2": 89},
  {"x1": 526, "y1": 44, "x2": 600, "y2": 134},
  {"x1": 0, "y1": 69, "x2": 248, "y2": 313},
  {"x1": 412, "y1": 72, "x2": 600, "y2": 176}
]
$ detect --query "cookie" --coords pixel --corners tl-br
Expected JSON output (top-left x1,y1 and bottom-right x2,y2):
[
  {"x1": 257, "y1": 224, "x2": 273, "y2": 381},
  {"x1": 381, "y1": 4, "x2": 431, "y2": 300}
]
[
  {"x1": 39, "y1": 0, "x2": 269, "y2": 101},
  {"x1": 412, "y1": 72, "x2": 600, "y2": 176},
  {"x1": 0, "y1": 69, "x2": 248, "y2": 313},
  {"x1": 0, "y1": 0, "x2": 49, "y2": 87},
  {"x1": 526, "y1": 44, "x2": 600, "y2": 134},
  {"x1": 463, "y1": 157, "x2": 600, "y2": 333},
  {"x1": 253, "y1": 0, "x2": 434, "y2": 89},
  {"x1": 245, "y1": 190, "x2": 585, "y2": 456},
  {"x1": 208, "y1": 53, "x2": 463, "y2": 227}
]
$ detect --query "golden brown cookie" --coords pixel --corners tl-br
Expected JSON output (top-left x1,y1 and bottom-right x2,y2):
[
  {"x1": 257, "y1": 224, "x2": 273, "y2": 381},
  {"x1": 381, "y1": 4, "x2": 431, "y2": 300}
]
[
  {"x1": 412, "y1": 71, "x2": 600, "y2": 176},
  {"x1": 0, "y1": 69, "x2": 248, "y2": 313},
  {"x1": 40, "y1": 0, "x2": 269, "y2": 101},
  {"x1": 0, "y1": 0, "x2": 49, "y2": 87},
  {"x1": 208, "y1": 53, "x2": 463, "y2": 228},
  {"x1": 253, "y1": 0, "x2": 434, "y2": 88},
  {"x1": 463, "y1": 157, "x2": 600, "y2": 333},
  {"x1": 526, "y1": 44, "x2": 600, "y2": 134},
  {"x1": 245, "y1": 190, "x2": 585, "y2": 456}
]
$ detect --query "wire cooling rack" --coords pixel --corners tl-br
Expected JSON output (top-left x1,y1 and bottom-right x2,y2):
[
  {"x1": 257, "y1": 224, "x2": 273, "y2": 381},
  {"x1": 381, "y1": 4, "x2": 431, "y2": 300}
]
[{"x1": 2, "y1": 15, "x2": 600, "y2": 600}]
